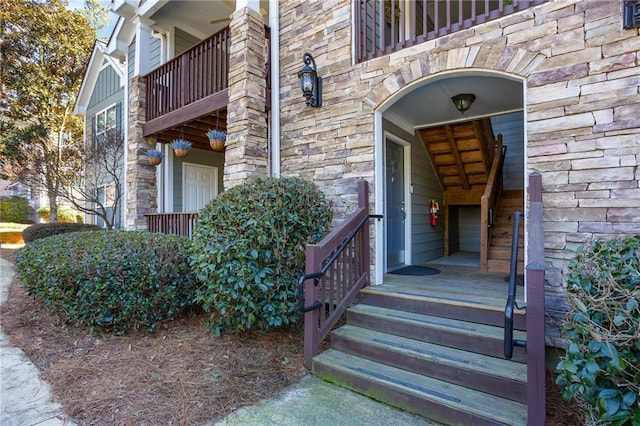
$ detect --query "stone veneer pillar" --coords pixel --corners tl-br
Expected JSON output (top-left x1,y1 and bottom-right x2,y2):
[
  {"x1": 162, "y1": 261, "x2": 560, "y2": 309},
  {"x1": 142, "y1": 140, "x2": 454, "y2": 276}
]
[
  {"x1": 125, "y1": 76, "x2": 158, "y2": 230},
  {"x1": 224, "y1": 6, "x2": 269, "y2": 190}
]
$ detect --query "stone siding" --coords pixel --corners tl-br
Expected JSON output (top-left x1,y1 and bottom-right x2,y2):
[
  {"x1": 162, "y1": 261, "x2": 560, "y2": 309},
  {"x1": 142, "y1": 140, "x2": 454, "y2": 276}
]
[
  {"x1": 224, "y1": 6, "x2": 269, "y2": 190},
  {"x1": 125, "y1": 76, "x2": 157, "y2": 230},
  {"x1": 277, "y1": 0, "x2": 640, "y2": 346}
]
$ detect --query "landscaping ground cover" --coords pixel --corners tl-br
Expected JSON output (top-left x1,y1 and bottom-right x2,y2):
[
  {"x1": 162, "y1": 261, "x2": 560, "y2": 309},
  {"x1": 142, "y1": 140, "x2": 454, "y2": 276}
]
[{"x1": 0, "y1": 246, "x2": 580, "y2": 425}]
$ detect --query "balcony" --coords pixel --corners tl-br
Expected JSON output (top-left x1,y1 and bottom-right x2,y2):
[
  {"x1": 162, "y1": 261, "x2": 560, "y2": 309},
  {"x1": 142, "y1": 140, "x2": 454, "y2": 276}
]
[
  {"x1": 143, "y1": 25, "x2": 270, "y2": 141},
  {"x1": 354, "y1": 0, "x2": 546, "y2": 63}
]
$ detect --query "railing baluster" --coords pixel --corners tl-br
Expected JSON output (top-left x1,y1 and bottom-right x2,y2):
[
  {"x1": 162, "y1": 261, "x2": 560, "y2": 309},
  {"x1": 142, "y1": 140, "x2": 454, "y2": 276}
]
[
  {"x1": 357, "y1": 0, "x2": 545, "y2": 63},
  {"x1": 145, "y1": 213, "x2": 199, "y2": 238}
]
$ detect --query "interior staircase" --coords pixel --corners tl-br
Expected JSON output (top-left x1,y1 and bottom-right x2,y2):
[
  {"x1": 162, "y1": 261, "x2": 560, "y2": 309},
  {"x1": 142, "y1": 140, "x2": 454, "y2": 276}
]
[
  {"x1": 312, "y1": 279, "x2": 528, "y2": 425},
  {"x1": 487, "y1": 189, "x2": 524, "y2": 274}
]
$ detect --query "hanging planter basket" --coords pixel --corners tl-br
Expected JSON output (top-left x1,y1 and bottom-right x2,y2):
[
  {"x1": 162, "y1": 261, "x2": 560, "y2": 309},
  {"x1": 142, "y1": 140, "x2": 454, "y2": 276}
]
[
  {"x1": 171, "y1": 139, "x2": 192, "y2": 158},
  {"x1": 146, "y1": 149, "x2": 164, "y2": 166},
  {"x1": 206, "y1": 129, "x2": 227, "y2": 152}
]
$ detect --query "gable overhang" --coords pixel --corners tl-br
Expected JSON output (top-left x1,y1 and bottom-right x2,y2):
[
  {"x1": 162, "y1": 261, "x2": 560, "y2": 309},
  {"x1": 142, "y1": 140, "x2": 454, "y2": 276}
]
[{"x1": 73, "y1": 39, "x2": 126, "y2": 117}]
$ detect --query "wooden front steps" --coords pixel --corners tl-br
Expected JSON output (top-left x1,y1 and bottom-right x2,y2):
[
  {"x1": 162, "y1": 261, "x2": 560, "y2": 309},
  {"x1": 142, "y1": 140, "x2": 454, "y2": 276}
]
[
  {"x1": 487, "y1": 189, "x2": 524, "y2": 273},
  {"x1": 312, "y1": 272, "x2": 528, "y2": 425}
]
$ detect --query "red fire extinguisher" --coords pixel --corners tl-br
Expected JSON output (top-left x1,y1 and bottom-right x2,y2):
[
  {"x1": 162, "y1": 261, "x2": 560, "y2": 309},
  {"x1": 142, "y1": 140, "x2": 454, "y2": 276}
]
[{"x1": 430, "y1": 200, "x2": 440, "y2": 227}]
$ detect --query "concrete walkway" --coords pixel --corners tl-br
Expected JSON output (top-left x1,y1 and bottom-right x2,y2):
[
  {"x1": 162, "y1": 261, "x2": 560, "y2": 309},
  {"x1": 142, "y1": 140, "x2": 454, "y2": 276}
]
[
  {"x1": 0, "y1": 256, "x2": 75, "y2": 426},
  {"x1": 214, "y1": 375, "x2": 437, "y2": 426}
]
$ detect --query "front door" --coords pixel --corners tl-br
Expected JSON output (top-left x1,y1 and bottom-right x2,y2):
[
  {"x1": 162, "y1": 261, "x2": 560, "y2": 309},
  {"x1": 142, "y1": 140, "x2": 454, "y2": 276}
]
[
  {"x1": 386, "y1": 139, "x2": 406, "y2": 270},
  {"x1": 183, "y1": 163, "x2": 218, "y2": 211}
]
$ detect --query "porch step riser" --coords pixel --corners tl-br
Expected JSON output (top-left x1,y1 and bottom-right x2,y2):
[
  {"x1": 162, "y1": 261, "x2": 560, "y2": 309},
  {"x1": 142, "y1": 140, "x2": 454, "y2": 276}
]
[
  {"x1": 331, "y1": 326, "x2": 527, "y2": 403},
  {"x1": 359, "y1": 292, "x2": 527, "y2": 331},
  {"x1": 348, "y1": 305, "x2": 527, "y2": 363},
  {"x1": 313, "y1": 350, "x2": 527, "y2": 426}
]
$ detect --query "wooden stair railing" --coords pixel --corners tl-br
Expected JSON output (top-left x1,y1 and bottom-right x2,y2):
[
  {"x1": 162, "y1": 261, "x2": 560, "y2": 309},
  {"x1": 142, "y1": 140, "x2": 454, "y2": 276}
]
[
  {"x1": 298, "y1": 181, "x2": 377, "y2": 369},
  {"x1": 524, "y1": 172, "x2": 546, "y2": 425},
  {"x1": 480, "y1": 136, "x2": 506, "y2": 271}
]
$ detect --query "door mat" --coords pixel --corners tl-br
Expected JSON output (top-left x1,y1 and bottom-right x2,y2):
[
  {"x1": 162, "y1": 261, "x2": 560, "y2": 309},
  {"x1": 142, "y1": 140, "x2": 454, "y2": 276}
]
[{"x1": 389, "y1": 266, "x2": 441, "y2": 276}]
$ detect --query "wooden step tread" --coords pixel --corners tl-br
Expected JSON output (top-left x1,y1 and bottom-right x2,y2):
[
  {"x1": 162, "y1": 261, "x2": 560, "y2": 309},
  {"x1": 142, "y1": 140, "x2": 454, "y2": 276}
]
[
  {"x1": 349, "y1": 304, "x2": 527, "y2": 343},
  {"x1": 332, "y1": 325, "x2": 527, "y2": 383},
  {"x1": 361, "y1": 283, "x2": 526, "y2": 315},
  {"x1": 314, "y1": 350, "x2": 527, "y2": 426}
]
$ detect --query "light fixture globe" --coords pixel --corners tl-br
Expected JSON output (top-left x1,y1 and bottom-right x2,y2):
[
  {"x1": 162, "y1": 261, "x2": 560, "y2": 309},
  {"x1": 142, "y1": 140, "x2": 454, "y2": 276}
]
[
  {"x1": 451, "y1": 93, "x2": 476, "y2": 114},
  {"x1": 297, "y1": 53, "x2": 322, "y2": 107}
]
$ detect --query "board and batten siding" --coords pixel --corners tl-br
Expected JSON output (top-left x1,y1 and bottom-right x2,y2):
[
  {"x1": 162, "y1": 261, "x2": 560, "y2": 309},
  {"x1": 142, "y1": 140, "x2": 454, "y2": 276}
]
[
  {"x1": 172, "y1": 148, "x2": 225, "y2": 212},
  {"x1": 491, "y1": 111, "x2": 525, "y2": 190},
  {"x1": 88, "y1": 66, "x2": 123, "y2": 111}
]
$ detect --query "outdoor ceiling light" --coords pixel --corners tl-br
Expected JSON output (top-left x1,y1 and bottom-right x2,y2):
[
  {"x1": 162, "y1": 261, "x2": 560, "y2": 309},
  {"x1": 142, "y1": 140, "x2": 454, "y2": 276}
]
[
  {"x1": 297, "y1": 53, "x2": 322, "y2": 108},
  {"x1": 451, "y1": 93, "x2": 476, "y2": 114}
]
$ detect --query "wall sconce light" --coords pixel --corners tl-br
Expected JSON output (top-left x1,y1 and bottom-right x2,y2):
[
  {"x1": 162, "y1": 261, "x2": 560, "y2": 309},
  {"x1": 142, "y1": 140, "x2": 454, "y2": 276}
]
[
  {"x1": 451, "y1": 93, "x2": 476, "y2": 114},
  {"x1": 297, "y1": 53, "x2": 322, "y2": 107}
]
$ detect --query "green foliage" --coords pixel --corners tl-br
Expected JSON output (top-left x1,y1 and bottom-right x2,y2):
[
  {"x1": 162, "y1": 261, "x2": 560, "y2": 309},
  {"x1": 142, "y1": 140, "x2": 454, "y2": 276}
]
[
  {"x1": 36, "y1": 205, "x2": 81, "y2": 223},
  {"x1": 190, "y1": 177, "x2": 332, "y2": 335},
  {"x1": 15, "y1": 231, "x2": 199, "y2": 334},
  {"x1": 0, "y1": 195, "x2": 29, "y2": 222},
  {"x1": 556, "y1": 235, "x2": 640, "y2": 425},
  {"x1": 0, "y1": 0, "x2": 93, "y2": 220},
  {"x1": 22, "y1": 222, "x2": 101, "y2": 243}
]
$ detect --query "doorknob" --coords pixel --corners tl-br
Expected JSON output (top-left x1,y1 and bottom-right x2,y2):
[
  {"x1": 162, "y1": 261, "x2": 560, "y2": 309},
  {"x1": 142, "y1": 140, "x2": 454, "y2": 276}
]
[{"x1": 401, "y1": 201, "x2": 406, "y2": 221}]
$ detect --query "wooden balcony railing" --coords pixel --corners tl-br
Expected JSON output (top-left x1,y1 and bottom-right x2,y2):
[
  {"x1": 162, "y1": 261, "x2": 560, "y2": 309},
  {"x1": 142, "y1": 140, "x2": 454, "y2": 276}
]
[
  {"x1": 145, "y1": 27, "x2": 231, "y2": 121},
  {"x1": 354, "y1": 0, "x2": 546, "y2": 62},
  {"x1": 146, "y1": 212, "x2": 198, "y2": 238}
]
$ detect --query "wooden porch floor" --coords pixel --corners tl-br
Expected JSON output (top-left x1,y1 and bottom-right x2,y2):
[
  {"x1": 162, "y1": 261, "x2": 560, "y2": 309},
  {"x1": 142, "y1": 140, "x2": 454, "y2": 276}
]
[{"x1": 373, "y1": 265, "x2": 525, "y2": 314}]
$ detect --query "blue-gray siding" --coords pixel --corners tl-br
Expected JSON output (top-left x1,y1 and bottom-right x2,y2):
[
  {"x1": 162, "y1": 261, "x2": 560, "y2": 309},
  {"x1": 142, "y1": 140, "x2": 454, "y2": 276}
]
[
  {"x1": 149, "y1": 36, "x2": 161, "y2": 70},
  {"x1": 491, "y1": 111, "x2": 525, "y2": 190},
  {"x1": 88, "y1": 66, "x2": 122, "y2": 110},
  {"x1": 128, "y1": 37, "x2": 135, "y2": 80},
  {"x1": 174, "y1": 28, "x2": 200, "y2": 55}
]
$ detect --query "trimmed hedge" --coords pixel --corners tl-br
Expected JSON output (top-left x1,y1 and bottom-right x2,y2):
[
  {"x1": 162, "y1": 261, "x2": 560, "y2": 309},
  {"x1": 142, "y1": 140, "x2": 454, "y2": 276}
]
[
  {"x1": 15, "y1": 231, "x2": 199, "y2": 334},
  {"x1": 0, "y1": 195, "x2": 30, "y2": 223},
  {"x1": 190, "y1": 177, "x2": 332, "y2": 335},
  {"x1": 22, "y1": 222, "x2": 102, "y2": 243},
  {"x1": 36, "y1": 206, "x2": 81, "y2": 223},
  {"x1": 556, "y1": 235, "x2": 640, "y2": 425}
]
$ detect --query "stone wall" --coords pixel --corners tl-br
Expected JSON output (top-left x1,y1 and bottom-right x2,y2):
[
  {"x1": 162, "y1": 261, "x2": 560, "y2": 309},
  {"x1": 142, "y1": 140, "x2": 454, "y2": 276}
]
[
  {"x1": 224, "y1": 6, "x2": 269, "y2": 190},
  {"x1": 125, "y1": 76, "x2": 158, "y2": 230},
  {"x1": 277, "y1": 0, "x2": 640, "y2": 346}
]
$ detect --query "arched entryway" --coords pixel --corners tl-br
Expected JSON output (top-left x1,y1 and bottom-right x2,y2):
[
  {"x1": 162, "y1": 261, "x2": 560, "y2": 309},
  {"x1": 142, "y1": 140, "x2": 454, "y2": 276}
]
[{"x1": 373, "y1": 70, "x2": 526, "y2": 285}]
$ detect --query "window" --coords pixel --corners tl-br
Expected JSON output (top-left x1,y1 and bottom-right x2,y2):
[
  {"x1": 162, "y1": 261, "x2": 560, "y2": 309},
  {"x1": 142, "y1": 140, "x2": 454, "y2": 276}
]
[{"x1": 94, "y1": 104, "x2": 117, "y2": 139}]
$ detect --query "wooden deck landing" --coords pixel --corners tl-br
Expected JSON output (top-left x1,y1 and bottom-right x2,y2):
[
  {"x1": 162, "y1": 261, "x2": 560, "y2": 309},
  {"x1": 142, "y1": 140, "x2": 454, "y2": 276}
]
[{"x1": 373, "y1": 265, "x2": 525, "y2": 314}]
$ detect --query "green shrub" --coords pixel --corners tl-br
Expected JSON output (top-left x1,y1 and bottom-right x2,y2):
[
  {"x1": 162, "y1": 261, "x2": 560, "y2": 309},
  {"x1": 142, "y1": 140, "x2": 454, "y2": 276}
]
[
  {"x1": 15, "y1": 231, "x2": 198, "y2": 333},
  {"x1": 190, "y1": 177, "x2": 332, "y2": 335},
  {"x1": 1, "y1": 195, "x2": 29, "y2": 223},
  {"x1": 22, "y1": 222, "x2": 101, "y2": 243},
  {"x1": 37, "y1": 205, "x2": 80, "y2": 223},
  {"x1": 556, "y1": 235, "x2": 640, "y2": 425}
]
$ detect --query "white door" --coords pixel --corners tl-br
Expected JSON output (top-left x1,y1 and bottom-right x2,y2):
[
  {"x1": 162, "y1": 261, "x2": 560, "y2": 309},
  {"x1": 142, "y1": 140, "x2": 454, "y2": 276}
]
[{"x1": 183, "y1": 163, "x2": 218, "y2": 212}]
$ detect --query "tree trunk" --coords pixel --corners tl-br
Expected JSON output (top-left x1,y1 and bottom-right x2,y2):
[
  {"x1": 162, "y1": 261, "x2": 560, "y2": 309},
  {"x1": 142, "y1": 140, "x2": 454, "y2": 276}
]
[{"x1": 48, "y1": 194, "x2": 58, "y2": 223}]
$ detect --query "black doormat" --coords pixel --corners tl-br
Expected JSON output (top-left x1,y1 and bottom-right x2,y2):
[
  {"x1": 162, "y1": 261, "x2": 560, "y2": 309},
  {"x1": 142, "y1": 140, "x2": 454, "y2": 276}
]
[{"x1": 389, "y1": 266, "x2": 441, "y2": 276}]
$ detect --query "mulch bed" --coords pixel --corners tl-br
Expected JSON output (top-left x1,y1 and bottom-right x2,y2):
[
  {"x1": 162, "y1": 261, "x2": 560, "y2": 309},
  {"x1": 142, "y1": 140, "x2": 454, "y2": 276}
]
[{"x1": 0, "y1": 246, "x2": 581, "y2": 425}]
